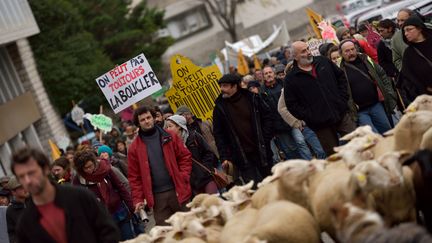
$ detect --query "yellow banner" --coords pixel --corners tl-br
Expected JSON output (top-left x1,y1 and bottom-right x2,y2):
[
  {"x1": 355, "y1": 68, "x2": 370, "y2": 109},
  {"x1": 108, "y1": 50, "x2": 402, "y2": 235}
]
[
  {"x1": 306, "y1": 8, "x2": 323, "y2": 39},
  {"x1": 48, "y1": 139, "x2": 61, "y2": 161},
  {"x1": 237, "y1": 49, "x2": 249, "y2": 76},
  {"x1": 166, "y1": 55, "x2": 222, "y2": 121}
]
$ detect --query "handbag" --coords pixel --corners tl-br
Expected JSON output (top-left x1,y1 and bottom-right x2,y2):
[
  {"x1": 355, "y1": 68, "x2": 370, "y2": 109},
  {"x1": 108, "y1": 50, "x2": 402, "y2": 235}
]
[{"x1": 191, "y1": 158, "x2": 231, "y2": 189}]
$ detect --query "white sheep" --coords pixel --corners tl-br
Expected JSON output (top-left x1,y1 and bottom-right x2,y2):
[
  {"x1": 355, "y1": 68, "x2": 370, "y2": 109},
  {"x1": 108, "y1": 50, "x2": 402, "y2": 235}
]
[
  {"x1": 372, "y1": 151, "x2": 417, "y2": 226},
  {"x1": 340, "y1": 125, "x2": 377, "y2": 141},
  {"x1": 328, "y1": 135, "x2": 379, "y2": 169},
  {"x1": 247, "y1": 201, "x2": 320, "y2": 243},
  {"x1": 251, "y1": 159, "x2": 316, "y2": 210},
  {"x1": 222, "y1": 180, "x2": 255, "y2": 206},
  {"x1": 219, "y1": 207, "x2": 260, "y2": 243},
  {"x1": 405, "y1": 94, "x2": 432, "y2": 113},
  {"x1": 308, "y1": 160, "x2": 395, "y2": 240}
]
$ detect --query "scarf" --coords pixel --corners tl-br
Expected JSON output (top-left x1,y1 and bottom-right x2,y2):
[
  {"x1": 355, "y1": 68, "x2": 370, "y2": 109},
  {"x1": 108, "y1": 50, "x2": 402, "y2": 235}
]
[{"x1": 79, "y1": 159, "x2": 111, "y2": 204}]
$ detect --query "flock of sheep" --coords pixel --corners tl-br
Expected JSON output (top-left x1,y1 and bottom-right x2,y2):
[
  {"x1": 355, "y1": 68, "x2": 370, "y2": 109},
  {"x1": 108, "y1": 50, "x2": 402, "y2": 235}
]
[{"x1": 124, "y1": 95, "x2": 432, "y2": 243}]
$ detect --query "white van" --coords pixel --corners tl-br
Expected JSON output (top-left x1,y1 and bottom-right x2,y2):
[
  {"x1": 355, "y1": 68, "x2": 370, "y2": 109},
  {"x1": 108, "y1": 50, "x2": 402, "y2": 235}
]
[
  {"x1": 341, "y1": 0, "x2": 384, "y2": 15},
  {"x1": 356, "y1": 0, "x2": 431, "y2": 26}
]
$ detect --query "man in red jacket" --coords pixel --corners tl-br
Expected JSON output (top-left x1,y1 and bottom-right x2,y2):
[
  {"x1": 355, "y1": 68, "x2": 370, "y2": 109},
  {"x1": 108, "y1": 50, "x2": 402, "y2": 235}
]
[{"x1": 128, "y1": 106, "x2": 192, "y2": 225}]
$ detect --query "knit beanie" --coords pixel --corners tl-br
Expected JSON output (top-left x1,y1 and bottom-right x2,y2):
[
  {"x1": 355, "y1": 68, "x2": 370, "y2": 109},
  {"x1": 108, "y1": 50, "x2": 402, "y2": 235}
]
[
  {"x1": 167, "y1": 115, "x2": 188, "y2": 132},
  {"x1": 167, "y1": 115, "x2": 189, "y2": 143},
  {"x1": 247, "y1": 80, "x2": 261, "y2": 89},
  {"x1": 403, "y1": 15, "x2": 426, "y2": 30},
  {"x1": 97, "y1": 145, "x2": 113, "y2": 157},
  {"x1": 336, "y1": 27, "x2": 350, "y2": 41},
  {"x1": 175, "y1": 105, "x2": 192, "y2": 115},
  {"x1": 218, "y1": 74, "x2": 241, "y2": 84}
]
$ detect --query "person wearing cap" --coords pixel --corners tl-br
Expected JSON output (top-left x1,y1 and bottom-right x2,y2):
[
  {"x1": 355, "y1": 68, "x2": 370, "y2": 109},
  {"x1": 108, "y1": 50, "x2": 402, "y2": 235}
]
[
  {"x1": 11, "y1": 147, "x2": 120, "y2": 243},
  {"x1": 176, "y1": 105, "x2": 219, "y2": 159},
  {"x1": 339, "y1": 39, "x2": 397, "y2": 134},
  {"x1": 165, "y1": 115, "x2": 219, "y2": 195},
  {"x1": 247, "y1": 80, "x2": 261, "y2": 94},
  {"x1": 5, "y1": 176, "x2": 28, "y2": 243},
  {"x1": 399, "y1": 15, "x2": 432, "y2": 102},
  {"x1": 336, "y1": 26, "x2": 378, "y2": 63},
  {"x1": 98, "y1": 145, "x2": 128, "y2": 177},
  {"x1": 128, "y1": 106, "x2": 192, "y2": 226},
  {"x1": 213, "y1": 73, "x2": 273, "y2": 186}
]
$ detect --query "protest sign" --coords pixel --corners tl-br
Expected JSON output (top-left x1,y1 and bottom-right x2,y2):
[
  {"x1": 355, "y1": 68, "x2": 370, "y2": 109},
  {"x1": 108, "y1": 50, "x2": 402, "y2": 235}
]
[
  {"x1": 166, "y1": 55, "x2": 222, "y2": 121},
  {"x1": 307, "y1": 38, "x2": 326, "y2": 56},
  {"x1": 71, "y1": 105, "x2": 85, "y2": 125},
  {"x1": 95, "y1": 53, "x2": 162, "y2": 113},
  {"x1": 84, "y1": 113, "x2": 113, "y2": 133}
]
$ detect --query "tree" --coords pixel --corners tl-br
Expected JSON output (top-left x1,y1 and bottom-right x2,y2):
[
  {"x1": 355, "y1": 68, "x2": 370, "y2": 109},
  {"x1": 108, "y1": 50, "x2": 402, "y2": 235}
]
[
  {"x1": 29, "y1": 0, "x2": 173, "y2": 116},
  {"x1": 201, "y1": 0, "x2": 238, "y2": 42}
]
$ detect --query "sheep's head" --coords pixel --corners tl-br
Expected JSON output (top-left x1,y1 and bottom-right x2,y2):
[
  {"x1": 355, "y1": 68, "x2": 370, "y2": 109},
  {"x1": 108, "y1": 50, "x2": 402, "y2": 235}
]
[
  {"x1": 405, "y1": 94, "x2": 432, "y2": 113},
  {"x1": 351, "y1": 160, "x2": 393, "y2": 191},
  {"x1": 340, "y1": 125, "x2": 375, "y2": 141},
  {"x1": 332, "y1": 136, "x2": 378, "y2": 169},
  {"x1": 259, "y1": 160, "x2": 315, "y2": 187},
  {"x1": 330, "y1": 202, "x2": 384, "y2": 243},
  {"x1": 187, "y1": 194, "x2": 212, "y2": 209},
  {"x1": 377, "y1": 151, "x2": 411, "y2": 186},
  {"x1": 222, "y1": 180, "x2": 254, "y2": 204}
]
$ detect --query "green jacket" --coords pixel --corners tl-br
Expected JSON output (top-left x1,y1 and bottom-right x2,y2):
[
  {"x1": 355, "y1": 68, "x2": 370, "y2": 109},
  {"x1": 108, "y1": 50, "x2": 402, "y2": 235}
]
[
  {"x1": 391, "y1": 30, "x2": 408, "y2": 71},
  {"x1": 340, "y1": 54, "x2": 397, "y2": 118}
]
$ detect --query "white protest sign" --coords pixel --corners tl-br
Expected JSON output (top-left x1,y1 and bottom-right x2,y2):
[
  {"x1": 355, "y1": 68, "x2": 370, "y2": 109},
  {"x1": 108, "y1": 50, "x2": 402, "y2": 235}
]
[
  {"x1": 96, "y1": 53, "x2": 162, "y2": 113},
  {"x1": 71, "y1": 105, "x2": 85, "y2": 125},
  {"x1": 307, "y1": 38, "x2": 326, "y2": 56},
  {"x1": 55, "y1": 135, "x2": 70, "y2": 151}
]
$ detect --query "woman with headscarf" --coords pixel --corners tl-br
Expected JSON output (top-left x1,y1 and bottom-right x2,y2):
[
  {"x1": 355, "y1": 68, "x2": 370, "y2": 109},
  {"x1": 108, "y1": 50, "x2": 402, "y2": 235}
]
[
  {"x1": 165, "y1": 115, "x2": 219, "y2": 195},
  {"x1": 399, "y1": 15, "x2": 432, "y2": 102},
  {"x1": 73, "y1": 150, "x2": 135, "y2": 240}
]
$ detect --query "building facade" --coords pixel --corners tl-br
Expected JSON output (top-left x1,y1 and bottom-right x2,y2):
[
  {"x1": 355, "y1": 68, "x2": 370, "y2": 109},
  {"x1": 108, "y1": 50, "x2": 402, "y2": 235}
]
[
  {"x1": 144, "y1": 0, "x2": 341, "y2": 64},
  {"x1": 0, "y1": 0, "x2": 67, "y2": 176}
]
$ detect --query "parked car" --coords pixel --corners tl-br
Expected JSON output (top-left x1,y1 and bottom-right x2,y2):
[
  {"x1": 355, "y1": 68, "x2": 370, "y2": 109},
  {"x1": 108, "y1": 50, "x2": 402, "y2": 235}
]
[{"x1": 356, "y1": 0, "x2": 428, "y2": 26}]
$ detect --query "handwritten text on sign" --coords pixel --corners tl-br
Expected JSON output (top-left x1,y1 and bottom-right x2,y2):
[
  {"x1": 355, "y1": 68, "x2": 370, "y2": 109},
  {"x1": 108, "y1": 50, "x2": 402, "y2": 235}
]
[{"x1": 96, "y1": 53, "x2": 162, "y2": 113}]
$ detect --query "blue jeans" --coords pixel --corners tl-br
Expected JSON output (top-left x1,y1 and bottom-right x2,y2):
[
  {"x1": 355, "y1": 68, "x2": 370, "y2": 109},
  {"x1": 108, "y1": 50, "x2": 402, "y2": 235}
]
[
  {"x1": 292, "y1": 127, "x2": 327, "y2": 160},
  {"x1": 275, "y1": 132, "x2": 301, "y2": 160},
  {"x1": 357, "y1": 102, "x2": 391, "y2": 134}
]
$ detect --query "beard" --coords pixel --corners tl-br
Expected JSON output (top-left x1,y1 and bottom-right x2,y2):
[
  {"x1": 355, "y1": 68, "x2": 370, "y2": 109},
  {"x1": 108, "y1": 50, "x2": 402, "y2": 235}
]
[{"x1": 299, "y1": 55, "x2": 313, "y2": 65}]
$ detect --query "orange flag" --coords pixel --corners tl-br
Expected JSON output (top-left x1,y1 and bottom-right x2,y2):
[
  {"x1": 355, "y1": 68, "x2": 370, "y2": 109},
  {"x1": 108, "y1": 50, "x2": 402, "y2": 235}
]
[
  {"x1": 253, "y1": 54, "x2": 261, "y2": 70},
  {"x1": 237, "y1": 49, "x2": 249, "y2": 76},
  {"x1": 48, "y1": 139, "x2": 61, "y2": 160}
]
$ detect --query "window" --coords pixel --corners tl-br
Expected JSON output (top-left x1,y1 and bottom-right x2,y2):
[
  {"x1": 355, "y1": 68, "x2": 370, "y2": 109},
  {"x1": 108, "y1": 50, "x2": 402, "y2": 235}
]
[{"x1": 163, "y1": 4, "x2": 212, "y2": 40}]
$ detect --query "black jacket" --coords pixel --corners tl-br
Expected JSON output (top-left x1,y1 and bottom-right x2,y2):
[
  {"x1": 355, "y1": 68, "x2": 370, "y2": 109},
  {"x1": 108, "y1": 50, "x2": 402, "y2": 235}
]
[
  {"x1": 213, "y1": 88, "x2": 273, "y2": 169},
  {"x1": 186, "y1": 131, "x2": 216, "y2": 190},
  {"x1": 6, "y1": 200, "x2": 25, "y2": 243},
  {"x1": 377, "y1": 40, "x2": 399, "y2": 78},
  {"x1": 284, "y1": 56, "x2": 349, "y2": 129},
  {"x1": 16, "y1": 184, "x2": 120, "y2": 243},
  {"x1": 261, "y1": 79, "x2": 292, "y2": 133}
]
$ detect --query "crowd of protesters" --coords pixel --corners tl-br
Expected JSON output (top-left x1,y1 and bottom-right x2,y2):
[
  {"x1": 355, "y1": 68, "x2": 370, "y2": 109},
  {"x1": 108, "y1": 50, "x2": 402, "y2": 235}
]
[{"x1": 0, "y1": 7, "x2": 431, "y2": 243}]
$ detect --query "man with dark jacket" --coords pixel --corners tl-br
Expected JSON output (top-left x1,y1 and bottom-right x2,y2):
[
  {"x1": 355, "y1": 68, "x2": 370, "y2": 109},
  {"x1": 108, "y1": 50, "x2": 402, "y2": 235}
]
[
  {"x1": 284, "y1": 41, "x2": 356, "y2": 155},
  {"x1": 339, "y1": 40, "x2": 397, "y2": 134},
  {"x1": 5, "y1": 177, "x2": 28, "y2": 243},
  {"x1": 261, "y1": 66, "x2": 300, "y2": 160},
  {"x1": 377, "y1": 19, "x2": 399, "y2": 79},
  {"x1": 213, "y1": 74, "x2": 273, "y2": 186},
  {"x1": 11, "y1": 147, "x2": 119, "y2": 243},
  {"x1": 128, "y1": 106, "x2": 192, "y2": 226}
]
